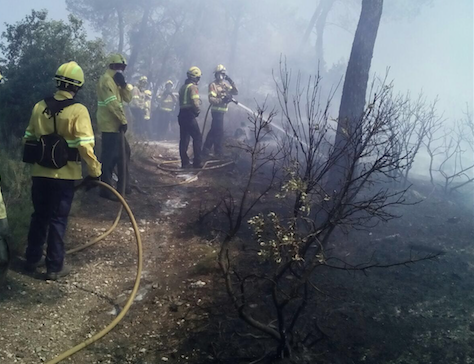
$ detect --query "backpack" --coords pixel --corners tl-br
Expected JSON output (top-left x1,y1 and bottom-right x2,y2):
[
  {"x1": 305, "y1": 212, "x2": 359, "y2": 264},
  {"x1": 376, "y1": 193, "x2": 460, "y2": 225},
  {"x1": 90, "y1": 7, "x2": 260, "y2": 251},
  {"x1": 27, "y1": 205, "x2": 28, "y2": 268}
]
[{"x1": 23, "y1": 97, "x2": 80, "y2": 169}]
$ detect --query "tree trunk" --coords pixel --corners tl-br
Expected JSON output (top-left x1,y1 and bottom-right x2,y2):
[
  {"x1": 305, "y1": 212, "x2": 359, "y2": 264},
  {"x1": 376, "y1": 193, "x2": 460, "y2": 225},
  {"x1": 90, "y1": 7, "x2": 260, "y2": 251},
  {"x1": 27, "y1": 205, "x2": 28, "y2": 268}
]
[
  {"x1": 330, "y1": 0, "x2": 384, "y2": 191},
  {"x1": 228, "y1": 7, "x2": 243, "y2": 74},
  {"x1": 117, "y1": 5, "x2": 124, "y2": 54},
  {"x1": 299, "y1": 1, "x2": 323, "y2": 53},
  {"x1": 127, "y1": 5, "x2": 151, "y2": 75},
  {"x1": 314, "y1": 0, "x2": 334, "y2": 70}
]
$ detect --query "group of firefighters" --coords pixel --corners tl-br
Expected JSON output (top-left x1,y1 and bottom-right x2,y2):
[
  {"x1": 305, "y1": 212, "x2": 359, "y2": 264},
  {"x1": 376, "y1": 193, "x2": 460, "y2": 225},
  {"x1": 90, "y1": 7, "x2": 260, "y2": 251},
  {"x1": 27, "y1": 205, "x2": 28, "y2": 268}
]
[{"x1": 0, "y1": 54, "x2": 238, "y2": 281}]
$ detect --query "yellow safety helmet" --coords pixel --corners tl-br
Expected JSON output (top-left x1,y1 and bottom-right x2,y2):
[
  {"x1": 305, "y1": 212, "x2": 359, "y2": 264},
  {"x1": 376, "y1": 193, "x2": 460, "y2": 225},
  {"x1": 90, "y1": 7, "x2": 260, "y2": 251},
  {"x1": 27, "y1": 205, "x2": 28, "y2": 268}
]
[
  {"x1": 144, "y1": 90, "x2": 152, "y2": 97},
  {"x1": 0, "y1": 71, "x2": 3, "y2": 83},
  {"x1": 54, "y1": 61, "x2": 84, "y2": 88},
  {"x1": 215, "y1": 64, "x2": 226, "y2": 74},
  {"x1": 165, "y1": 80, "x2": 173, "y2": 86},
  {"x1": 187, "y1": 66, "x2": 202, "y2": 79},
  {"x1": 107, "y1": 53, "x2": 127, "y2": 66},
  {"x1": 139, "y1": 76, "x2": 148, "y2": 82}
]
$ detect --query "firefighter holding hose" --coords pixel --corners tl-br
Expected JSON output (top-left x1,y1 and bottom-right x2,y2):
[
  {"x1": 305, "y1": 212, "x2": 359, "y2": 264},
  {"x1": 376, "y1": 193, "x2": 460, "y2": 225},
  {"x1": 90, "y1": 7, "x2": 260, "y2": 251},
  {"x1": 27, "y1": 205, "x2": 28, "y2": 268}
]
[{"x1": 202, "y1": 64, "x2": 238, "y2": 158}]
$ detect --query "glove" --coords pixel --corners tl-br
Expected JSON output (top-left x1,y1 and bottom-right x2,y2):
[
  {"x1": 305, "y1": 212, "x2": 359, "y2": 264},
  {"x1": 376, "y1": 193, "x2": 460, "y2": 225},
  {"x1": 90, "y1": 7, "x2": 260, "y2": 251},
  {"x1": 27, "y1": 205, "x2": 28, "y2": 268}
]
[
  {"x1": 222, "y1": 94, "x2": 232, "y2": 104},
  {"x1": 225, "y1": 75, "x2": 235, "y2": 85},
  {"x1": 113, "y1": 72, "x2": 127, "y2": 88},
  {"x1": 119, "y1": 124, "x2": 128, "y2": 134},
  {"x1": 83, "y1": 175, "x2": 100, "y2": 191}
]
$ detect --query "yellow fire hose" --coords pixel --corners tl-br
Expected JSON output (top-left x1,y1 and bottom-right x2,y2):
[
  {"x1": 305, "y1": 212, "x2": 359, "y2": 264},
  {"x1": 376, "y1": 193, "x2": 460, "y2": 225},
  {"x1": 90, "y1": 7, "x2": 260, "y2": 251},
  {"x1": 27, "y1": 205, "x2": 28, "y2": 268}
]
[{"x1": 45, "y1": 180, "x2": 142, "y2": 364}]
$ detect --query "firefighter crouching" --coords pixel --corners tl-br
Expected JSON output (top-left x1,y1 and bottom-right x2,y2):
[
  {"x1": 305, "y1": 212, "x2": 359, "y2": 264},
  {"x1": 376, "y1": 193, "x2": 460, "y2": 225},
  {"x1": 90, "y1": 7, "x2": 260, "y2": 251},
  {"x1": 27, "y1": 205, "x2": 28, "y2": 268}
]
[
  {"x1": 156, "y1": 80, "x2": 177, "y2": 139},
  {"x1": 97, "y1": 53, "x2": 133, "y2": 201},
  {"x1": 178, "y1": 67, "x2": 203, "y2": 169},
  {"x1": 202, "y1": 64, "x2": 238, "y2": 158},
  {"x1": 23, "y1": 61, "x2": 102, "y2": 280}
]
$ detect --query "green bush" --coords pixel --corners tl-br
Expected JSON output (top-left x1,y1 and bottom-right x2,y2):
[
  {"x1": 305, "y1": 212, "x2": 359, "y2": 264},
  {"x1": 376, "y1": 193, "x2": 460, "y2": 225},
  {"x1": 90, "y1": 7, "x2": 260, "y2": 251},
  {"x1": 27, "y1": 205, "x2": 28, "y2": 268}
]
[
  {"x1": 0, "y1": 10, "x2": 107, "y2": 140},
  {"x1": 0, "y1": 143, "x2": 32, "y2": 254}
]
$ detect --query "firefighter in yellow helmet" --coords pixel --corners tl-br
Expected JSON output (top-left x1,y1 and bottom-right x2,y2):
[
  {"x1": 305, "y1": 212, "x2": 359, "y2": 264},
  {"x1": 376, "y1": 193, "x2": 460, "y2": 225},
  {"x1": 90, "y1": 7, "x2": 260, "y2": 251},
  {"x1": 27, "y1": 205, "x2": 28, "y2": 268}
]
[
  {"x1": 23, "y1": 61, "x2": 102, "y2": 280},
  {"x1": 97, "y1": 53, "x2": 133, "y2": 200},
  {"x1": 156, "y1": 80, "x2": 178, "y2": 139},
  {"x1": 202, "y1": 64, "x2": 238, "y2": 158},
  {"x1": 130, "y1": 75, "x2": 148, "y2": 136},
  {"x1": 178, "y1": 67, "x2": 203, "y2": 168}
]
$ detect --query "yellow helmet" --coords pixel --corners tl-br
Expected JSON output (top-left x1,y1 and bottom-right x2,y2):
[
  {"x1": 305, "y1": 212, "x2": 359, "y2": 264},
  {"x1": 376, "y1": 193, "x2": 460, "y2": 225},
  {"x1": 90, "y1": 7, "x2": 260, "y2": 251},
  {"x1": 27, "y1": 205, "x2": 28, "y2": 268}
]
[
  {"x1": 0, "y1": 70, "x2": 3, "y2": 83},
  {"x1": 107, "y1": 53, "x2": 127, "y2": 66},
  {"x1": 144, "y1": 90, "x2": 152, "y2": 97},
  {"x1": 54, "y1": 61, "x2": 84, "y2": 88},
  {"x1": 165, "y1": 80, "x2": 173, "y2": 87},
  {"x1": 187, "y1": 66, "x2": 202, "y2": 79},
  {"x1": 215, "y1": 64, "x2": 226, "y2": 73},
  {"x1": 139, "y1": 76, "x2": 148, "y2": 82}
]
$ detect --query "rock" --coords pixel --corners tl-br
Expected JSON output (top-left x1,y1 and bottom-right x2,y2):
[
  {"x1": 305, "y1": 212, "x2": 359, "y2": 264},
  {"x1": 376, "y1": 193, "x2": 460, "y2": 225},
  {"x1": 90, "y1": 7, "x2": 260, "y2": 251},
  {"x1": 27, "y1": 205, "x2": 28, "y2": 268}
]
[{"x1": 189, "y1": 280, "x2": 206, "y2": 289}]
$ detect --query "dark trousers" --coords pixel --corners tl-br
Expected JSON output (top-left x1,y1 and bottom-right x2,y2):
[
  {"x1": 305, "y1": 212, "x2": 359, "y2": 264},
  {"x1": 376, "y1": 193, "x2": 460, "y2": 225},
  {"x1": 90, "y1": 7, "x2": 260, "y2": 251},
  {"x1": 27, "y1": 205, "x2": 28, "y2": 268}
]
[
  {"x1": 101, "y1": 132, "x2": 131, "y2": 196},
  {"x1": 203, "y1": 111, "x2": 225, "y2": 156},
  {"x1": 178, "y1": 113, "x2": 202, "y2": 167},
  {"x1": 26, "y1": 177, "x2": 75, "y2": 273}
]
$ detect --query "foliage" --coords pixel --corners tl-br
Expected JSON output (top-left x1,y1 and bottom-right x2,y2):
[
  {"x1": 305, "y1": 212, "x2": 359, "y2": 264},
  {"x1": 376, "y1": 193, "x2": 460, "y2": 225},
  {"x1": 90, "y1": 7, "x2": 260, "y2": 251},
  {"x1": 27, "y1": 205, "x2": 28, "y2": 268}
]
[
  {"x1": 212, "y1": 65, "x2": 442, "y2": 360},
  {"x1": 0, "y1": 143, "x2": 32, "y2": 253},
  {"x1": 0, "y1": 10, "x2": 107, "y2": 140}
]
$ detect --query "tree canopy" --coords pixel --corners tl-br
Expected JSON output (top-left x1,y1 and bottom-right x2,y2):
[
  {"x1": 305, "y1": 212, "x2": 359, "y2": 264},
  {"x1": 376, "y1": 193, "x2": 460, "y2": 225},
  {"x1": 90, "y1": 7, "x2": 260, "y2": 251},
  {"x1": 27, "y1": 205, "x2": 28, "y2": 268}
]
[{"x1": 0, "y1": 10, "x2": 106, "y2": 140}]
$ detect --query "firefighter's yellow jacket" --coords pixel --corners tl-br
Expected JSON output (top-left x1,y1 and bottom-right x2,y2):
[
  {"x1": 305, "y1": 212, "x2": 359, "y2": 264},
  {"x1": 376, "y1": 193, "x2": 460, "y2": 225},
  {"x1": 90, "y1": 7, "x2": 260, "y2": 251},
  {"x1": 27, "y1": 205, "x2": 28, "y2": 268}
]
[
  {"x1": 23, "y1": 90, "x2": 102, "y2": 180},
  {"x1": 158, "y1": 91, "x2": 177, "y2": 112},
  {"x1": 97, "y1": 69, "x2": 133, "y2": 132},
  {"x1": 208, "y1": 80, "x2": 238, "y2": 113},
  {"x1": 130, "y1": 86, "x2": 146, "y2": 110},
  {"x1": 179, "y1": 81, "x2": 200, "y2": 115}
]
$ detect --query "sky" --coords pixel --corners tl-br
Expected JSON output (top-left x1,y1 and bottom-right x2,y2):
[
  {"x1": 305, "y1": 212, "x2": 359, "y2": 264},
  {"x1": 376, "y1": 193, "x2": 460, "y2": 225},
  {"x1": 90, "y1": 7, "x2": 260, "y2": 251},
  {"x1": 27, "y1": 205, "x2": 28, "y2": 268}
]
[{"x1": 0, "y1": 0, "x2": 472, "y2": 119}]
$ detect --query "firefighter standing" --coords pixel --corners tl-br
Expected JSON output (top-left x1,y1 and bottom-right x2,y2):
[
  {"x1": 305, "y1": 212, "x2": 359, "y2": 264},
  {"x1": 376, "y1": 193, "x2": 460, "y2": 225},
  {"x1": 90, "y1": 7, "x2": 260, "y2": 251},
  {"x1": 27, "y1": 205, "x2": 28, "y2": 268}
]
[
  {"x1": 23, "y1": 61, "x2": 102, "y2": 280},
  {"x1": 202, "y1": 64, "x2": 238, "y2": 157},
  {"x1": 178, "y1": 67, "x2": 203, "y2": 169},
  {"x1": 130, "y1": 76, "x2": 148, "y2": 136},
  {"x1": 157, "y1": 80, "x2": 177, "y2": 139},
  {"x1": 97, "y1": 54, "x2": 133, "y2": 200}
]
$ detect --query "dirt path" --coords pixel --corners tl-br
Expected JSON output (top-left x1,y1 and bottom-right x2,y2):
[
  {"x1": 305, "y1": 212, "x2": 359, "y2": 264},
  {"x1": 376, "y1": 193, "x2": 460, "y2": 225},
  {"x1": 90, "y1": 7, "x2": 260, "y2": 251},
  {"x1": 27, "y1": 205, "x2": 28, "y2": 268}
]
[{"x1": 0, "y1": 142, "x2": 218, "y2": 364}]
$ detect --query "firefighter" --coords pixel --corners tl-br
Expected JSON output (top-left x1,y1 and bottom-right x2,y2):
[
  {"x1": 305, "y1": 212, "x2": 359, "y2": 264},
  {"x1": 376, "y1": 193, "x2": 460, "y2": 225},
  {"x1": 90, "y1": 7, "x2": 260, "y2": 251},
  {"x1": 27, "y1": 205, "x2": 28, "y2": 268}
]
[
  {"x1": 178, "y1": 67, "x2": 203, "y2": 169},
  {"x1": 144, "y1": 89, "x2": 152, "y2": 131},
  {"x1": 202, "y1": 64, "x2": 238, "y2": 158},
  {"x1": 97, "y1": 53, "x2": 133, "y2": 200},
  {"x1": 156, "y1": 80, "x2": 177, "y2": 139},
  {"x1": 130, "y1": 76, "x2": 148, "y2": 136},
  {"x1": 23, "y1": 61, "x2": 102, "y2": 280}
]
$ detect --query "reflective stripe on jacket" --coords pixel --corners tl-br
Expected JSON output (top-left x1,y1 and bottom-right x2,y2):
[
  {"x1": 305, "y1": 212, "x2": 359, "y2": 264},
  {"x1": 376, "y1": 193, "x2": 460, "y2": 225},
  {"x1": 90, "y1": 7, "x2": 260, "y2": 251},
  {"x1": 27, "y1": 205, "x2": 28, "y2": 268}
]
[
  {"x1": 23, "y1": 90, "x2": 102, "y2": 180},
  {"x1": 179, "y1": 80, "x2": 200, "y2": 115},
  {"x1": 158, "y1": 92, "x2": 177, "y2": 112},
  {"x1": 130, "y1": 86, "x2": 146, "y2": 110},
  {"x1": 208, "y1": 80, "x2": 238, "y2": 113},
  {"x1": 96, "y1": 69, "x2": 132, "y2": 132}
]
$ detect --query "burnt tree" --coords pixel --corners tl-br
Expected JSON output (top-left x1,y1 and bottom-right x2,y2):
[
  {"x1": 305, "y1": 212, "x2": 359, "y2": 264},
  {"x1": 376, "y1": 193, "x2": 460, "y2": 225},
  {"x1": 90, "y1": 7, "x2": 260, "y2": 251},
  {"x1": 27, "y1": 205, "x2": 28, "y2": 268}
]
[{"x1": 331, "y1": 0, "x2": 384, "y2": 192}]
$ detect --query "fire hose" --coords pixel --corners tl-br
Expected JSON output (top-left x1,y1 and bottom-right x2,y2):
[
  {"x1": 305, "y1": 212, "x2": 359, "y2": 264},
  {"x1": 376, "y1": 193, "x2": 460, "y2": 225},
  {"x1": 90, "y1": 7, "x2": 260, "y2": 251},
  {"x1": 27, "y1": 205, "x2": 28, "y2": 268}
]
[{"x1": 45, "y1": 180, "x2": 143, "y2": 364}]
